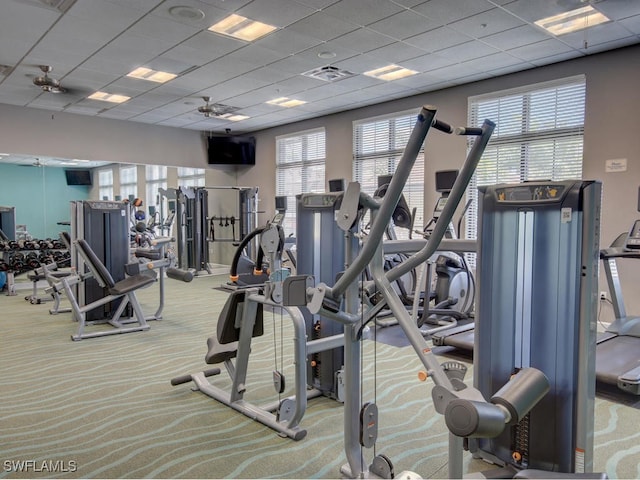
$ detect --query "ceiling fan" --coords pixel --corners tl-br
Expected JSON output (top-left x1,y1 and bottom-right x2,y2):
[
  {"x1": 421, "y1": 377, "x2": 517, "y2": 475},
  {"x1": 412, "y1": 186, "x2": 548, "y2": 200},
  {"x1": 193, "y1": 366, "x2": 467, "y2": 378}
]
[
  {"x1": 32, "y1": 65, "x2": 67, "y2": 94},
  {"x1": 197, "y1": 96, "x2": 237, "y2": 118}
]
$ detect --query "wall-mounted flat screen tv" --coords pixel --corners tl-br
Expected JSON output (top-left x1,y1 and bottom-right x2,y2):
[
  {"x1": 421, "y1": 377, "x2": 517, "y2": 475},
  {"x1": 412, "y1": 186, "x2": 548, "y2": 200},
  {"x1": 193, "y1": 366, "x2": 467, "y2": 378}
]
[
  {"x1": 65, "y1": 169, "x2": 92, "y2": 186},
  {"x1": 207, "y1": 136, "x2": 256, "y2": 166}
]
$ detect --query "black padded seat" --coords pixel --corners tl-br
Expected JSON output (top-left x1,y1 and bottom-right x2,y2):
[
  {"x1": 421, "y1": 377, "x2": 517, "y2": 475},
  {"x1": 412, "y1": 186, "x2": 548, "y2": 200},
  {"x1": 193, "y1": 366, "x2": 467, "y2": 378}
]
[
  {"x1": 205, "y1": 336, "x2": 238, "y2": 364},
  {"x1": 109, "y1": 274, "x2": 155, "y2": 295}
]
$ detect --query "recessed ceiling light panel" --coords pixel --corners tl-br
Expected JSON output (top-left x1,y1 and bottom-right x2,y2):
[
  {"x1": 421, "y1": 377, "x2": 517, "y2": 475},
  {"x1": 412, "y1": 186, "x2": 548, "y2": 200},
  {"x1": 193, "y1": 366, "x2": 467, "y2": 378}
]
[
  {"x1": 364, "y1": 64, "x2": 418, "y2": 81},
  {"x1": 88, "y1": 91, "x2": 130, "y2": 104},
  {"x1": 208, "y1": 14, "x2": 277, "y2": 41},
  {"x1": 535, "y1": 5, "x2": 610, "y2": 35},
  {"x1": 266, "y1": 97, "x2": 306, "y2": 108},
  {"x1": 127, "y1": 67, "x2": 177, "y2": 83}
]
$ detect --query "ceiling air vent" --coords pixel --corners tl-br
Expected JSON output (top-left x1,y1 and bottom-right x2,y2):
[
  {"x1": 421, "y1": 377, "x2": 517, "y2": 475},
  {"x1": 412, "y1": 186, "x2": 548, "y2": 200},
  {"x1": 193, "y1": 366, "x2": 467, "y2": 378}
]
[{"x1": 302, "y1": 65, "x2": 355, "y2": 82}]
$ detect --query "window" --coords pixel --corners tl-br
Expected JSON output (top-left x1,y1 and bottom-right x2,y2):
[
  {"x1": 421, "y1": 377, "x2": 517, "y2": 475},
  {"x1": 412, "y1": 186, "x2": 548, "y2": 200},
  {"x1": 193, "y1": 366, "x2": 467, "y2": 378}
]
[
  {"x1": 353, "y1": 111, "x2": 425, "y2": 239},
  {"x1": 465, "y1": 75, "x2": 586, "y2": 262},
  {"x1": 145, "y1": 165, "x2": 167, "y2": 219},
  {"x1": 276, "y1": 128, "x2": 326, "y2": 236},
  {"x1": 177, "y1": 167, "x2": 205, "y2": 188},
  {"x1": 120, "y1": 165, "x2": 138, "y2": 201},
  {"x1": 98, "y1": 169, "x2": 113, "y2": 201}
]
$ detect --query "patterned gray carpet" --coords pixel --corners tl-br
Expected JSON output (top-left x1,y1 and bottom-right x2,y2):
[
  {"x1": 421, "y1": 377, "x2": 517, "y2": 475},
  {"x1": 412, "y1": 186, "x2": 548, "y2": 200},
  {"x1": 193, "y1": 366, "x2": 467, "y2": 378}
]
[{"x1": 0, "y1": 274, "x2": 638, "y2": 478}]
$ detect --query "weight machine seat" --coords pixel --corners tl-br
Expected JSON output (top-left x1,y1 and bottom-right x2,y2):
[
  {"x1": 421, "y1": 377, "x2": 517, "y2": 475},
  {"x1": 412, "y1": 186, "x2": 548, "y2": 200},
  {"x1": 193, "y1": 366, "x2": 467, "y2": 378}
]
[
  {"x1": 205, "y1": 335, "x2": 238, "y2": 364},
  {"x1": 76, "y1": 239, "x2": 155, "y2": 294},
  {"x1": 514, "y1": 470, "x2": 607, "y2": 479},
  {"x1": 203, "y1": 290, "x2": 264, "y2": 364}
]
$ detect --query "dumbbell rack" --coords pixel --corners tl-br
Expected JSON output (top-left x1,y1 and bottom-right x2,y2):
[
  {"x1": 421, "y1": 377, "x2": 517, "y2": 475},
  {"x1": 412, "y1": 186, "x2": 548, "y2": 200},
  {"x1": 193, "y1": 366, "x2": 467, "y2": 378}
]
[{"x1": 0, "y1": 238, "x2": 70, "y2": 298}]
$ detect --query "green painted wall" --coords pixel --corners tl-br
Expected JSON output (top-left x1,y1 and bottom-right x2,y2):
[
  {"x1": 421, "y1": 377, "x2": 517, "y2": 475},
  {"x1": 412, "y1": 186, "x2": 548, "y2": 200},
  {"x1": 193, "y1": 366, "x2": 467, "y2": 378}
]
[{"x1": 0, "y1": 164, "x2": 90, "y2": 239}]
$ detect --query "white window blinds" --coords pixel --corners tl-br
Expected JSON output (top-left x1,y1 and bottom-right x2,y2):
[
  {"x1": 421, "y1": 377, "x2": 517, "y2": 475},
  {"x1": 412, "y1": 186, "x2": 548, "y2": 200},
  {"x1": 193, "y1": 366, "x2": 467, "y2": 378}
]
[
  {"x1": 353, "y1": 111, "x2": 424, "y2": 238},
  {"x1": 119, "y1": 165, "x2": 137, "y2": 201},
  {"x1": 98, "y1": 169, "x2": 113, "y2": 201},
  {"x1": 177, "y1": 167, "x2": 205, "y2": 188},
  {"x1": 276, "y1": 128, "x2": 326, "y2": 236},
  {"x1": 466, "y1": 76, "x2": 586, "y2": 254}
]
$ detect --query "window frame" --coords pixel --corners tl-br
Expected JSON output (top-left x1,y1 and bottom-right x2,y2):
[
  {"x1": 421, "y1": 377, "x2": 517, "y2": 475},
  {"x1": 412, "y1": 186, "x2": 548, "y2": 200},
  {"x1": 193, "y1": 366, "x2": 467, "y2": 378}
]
[
  {"x1": 353, "y1": 109, "x2": 425, "y2": 239},
  {"x1": 275, "y1": 127, "x2": 326, "y2": 236},
  {"x1": 465, "y1": 75, "x2": 586, "y2": 262}
]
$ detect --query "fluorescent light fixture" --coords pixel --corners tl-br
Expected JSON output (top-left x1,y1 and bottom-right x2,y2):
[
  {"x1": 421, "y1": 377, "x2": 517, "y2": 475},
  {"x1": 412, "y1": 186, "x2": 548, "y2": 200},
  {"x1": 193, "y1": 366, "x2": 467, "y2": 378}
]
[
  {"x1": 72, "y1": 159, "x2": 91, "y2": 163},
  {"x1": 60, "y1": 161, "x2": 78, "y2": 165},
  {"x1": 266, "y1": 97, "x2": 307, "y2": 108},
  {"x1": 535, "y1": 5, "x2": 609, "y2": 35},
  {"x1": 216, "y1": 113, "x2": 250, "y2": 121},
  {"x1": 363, "y1": 64, "x2": 418, "y2": 81},
  {"x1": 208, "y1": 13, "x2": 277, "y2": 41},
  {"x1": 127, "y1": 67, "x2": 177, "y2": 83},
  {"x1": 88, "y1": 91, "x2": 130, "y2": 103}
]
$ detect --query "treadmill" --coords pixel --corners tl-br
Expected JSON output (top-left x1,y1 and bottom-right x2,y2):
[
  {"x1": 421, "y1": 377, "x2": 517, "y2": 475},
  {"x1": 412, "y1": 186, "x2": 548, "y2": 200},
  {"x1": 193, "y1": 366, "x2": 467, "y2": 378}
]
[{"x1": 595, "y1": 219, "x2": 640, "y2": 394}]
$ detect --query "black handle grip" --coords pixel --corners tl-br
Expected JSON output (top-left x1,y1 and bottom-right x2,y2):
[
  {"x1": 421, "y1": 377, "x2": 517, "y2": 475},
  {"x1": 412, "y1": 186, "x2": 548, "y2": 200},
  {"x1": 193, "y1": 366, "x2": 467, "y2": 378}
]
[
  {"x1": 432, "y1": 119, "x2": 454, "y2": 134},
  {"x1": 455, "y1": 126, "x2": 483, "y2": 136}
]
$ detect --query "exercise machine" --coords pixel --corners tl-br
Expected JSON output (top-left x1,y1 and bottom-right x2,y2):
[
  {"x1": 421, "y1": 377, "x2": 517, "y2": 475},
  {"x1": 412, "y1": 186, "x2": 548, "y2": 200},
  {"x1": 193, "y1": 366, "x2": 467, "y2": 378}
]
[
  {"x1": 415, "y1": 170, "x2": 475, "y2": 336},
  {"x1": 61, "y1": 239, "x2": 155, "y2": 341},
  {"x1": 465, "y1": 180, "x2": 601, "y2": 475},
  {"x1": 283, "y1": 106, "x2": 502, "y2": 478},
  {"x1": 171, "y1": 214, "x2": 344, "y2": 439},
  {"x1": 595, "y1": 218, "x2": 640, "y2": 394},
  {"x1": 284, "y1": 106, "x2": 604, "y2": 479},
  {"x1": 71, "y1": 200, "x2": 132, "y2": 321}
]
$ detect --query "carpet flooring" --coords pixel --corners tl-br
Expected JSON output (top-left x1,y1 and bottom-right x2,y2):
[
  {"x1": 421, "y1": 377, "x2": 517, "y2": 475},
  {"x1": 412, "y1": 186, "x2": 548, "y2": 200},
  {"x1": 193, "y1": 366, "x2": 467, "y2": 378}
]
[{"x1": 0, "y1": 274, "x2": 638, "y2": 479}]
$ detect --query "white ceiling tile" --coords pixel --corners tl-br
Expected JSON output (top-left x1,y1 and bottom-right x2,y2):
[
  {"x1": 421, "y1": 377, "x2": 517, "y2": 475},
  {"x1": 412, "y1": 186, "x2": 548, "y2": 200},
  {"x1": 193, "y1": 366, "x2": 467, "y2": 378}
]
[
  {"x1": 264, "y1": 55, "x2": 323, "y2": 75},
  {"x1": 428, "y1": 62, "x2": 483, "y2": 81},
  {"x1": 223, "y1": 45, "x2": 290, "y2": 66},
  {"x1": 237, "y1": 0, "x2": 317, "y2": 27},
  {"x1": 560, "y1": 22, "x2": 637, "y2": 50},
  {"x1": 150, "y1": 0, "x2": 230, "y2": 29},
  {"x1": 500, "y1": 0, "x2": 579, "y2": 23},
  {"x1": 178, "y1": 31, "x2": 245, "y2": 56},
  {"x1": 254, "y1": 29, "x2": 324, "y2": 56},
  {"x1": 363, "y1": 42, "x2": 428, "y2": 63},
  {"x1": 404, "y1": 26, "x2": 472, "y2": 52},
  {"x1": 333, "y1": 53, "x2": 383, "y2": 73},
  {"x1": 0, "y1": 0, "x2": 639, "y2": 134},
  {"x1": 368, "y1": 10, "x2": 440, "y2": 40},
  {"x1": 507, "y1": 39, "x2": 575, "y2": 62},
  {"x1": 480, "y1": 25, "x2": 549, "y2": 50},
  {"x1": 460, "y1": 52, "x2": 525, "y2": 72},
  {"x1": 619, "y1": 14, "x2": 640, "y2": 34},
  {"x1": 323, "y1": 0, "x2": 404, "y2": 26},
  {"x1": 331, "y1": 27, "x2": 396, "y2": 53},
  {"x1": 401, "y1": 53, "x2": 457, "y2": 72},
  {"x1": 411, "y1": 0, "x2": 494, "y2": 24},
  {"x1": 597, "y1": 1, "x2": 640, "y2": 21},
  {"x1": 127, "y1": 13, "x2": 201, "y2": 43},
  {"x1": 287, "y1": 12, "x2": 359, "y2": 41},
  {"x1": 436, "y1": 40, "x2": 500, "y2": 63},
  {"x1": 448, "y1": 8, "x2": 525, "y2": 38}
]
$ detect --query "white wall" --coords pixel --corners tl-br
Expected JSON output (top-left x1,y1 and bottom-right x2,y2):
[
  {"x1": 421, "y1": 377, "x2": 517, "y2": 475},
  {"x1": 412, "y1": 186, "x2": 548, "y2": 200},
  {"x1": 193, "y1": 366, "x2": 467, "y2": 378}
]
[{"x1": 1, "y1": 44, "x2": 639, "y2": 319}]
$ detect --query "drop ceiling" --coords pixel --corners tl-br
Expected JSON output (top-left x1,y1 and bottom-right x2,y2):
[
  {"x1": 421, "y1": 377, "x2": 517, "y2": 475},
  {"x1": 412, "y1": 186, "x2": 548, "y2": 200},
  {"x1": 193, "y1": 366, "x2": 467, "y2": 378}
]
[{"x1": 0, "y1": 0, "x2": 639, "y2": 136}]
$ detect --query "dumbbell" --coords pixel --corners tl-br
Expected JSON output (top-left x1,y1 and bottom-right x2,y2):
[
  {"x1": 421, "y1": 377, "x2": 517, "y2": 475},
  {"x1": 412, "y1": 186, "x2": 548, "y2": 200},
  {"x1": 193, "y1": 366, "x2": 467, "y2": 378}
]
[{"x1": 0, "y1": 261, "x2": 9, "y2": 271}]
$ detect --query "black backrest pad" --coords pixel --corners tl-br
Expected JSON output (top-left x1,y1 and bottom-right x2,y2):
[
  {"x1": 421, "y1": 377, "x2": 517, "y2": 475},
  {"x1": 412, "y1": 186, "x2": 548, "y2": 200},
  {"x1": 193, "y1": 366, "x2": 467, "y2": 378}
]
[
  {"x1": 217, "y1": 290, "x2": 264, "y2": 344},
  {"x1": 76, "y1": 239, "x2": 116, "y2": 289}
]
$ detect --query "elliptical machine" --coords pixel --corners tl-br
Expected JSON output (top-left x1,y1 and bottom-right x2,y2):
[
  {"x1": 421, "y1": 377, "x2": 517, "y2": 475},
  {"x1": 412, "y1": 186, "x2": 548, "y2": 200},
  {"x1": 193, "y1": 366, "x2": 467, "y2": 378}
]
[{"x1": 416, "y1": 170, "x2": 475, "y2": 335}]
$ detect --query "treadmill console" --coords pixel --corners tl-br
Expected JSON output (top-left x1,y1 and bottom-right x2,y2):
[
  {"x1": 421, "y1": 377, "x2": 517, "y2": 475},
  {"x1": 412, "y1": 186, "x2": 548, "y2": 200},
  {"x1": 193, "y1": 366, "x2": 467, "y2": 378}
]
[{"x1": 625, "y1": 219, "x2": 640, "y2": 249}]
